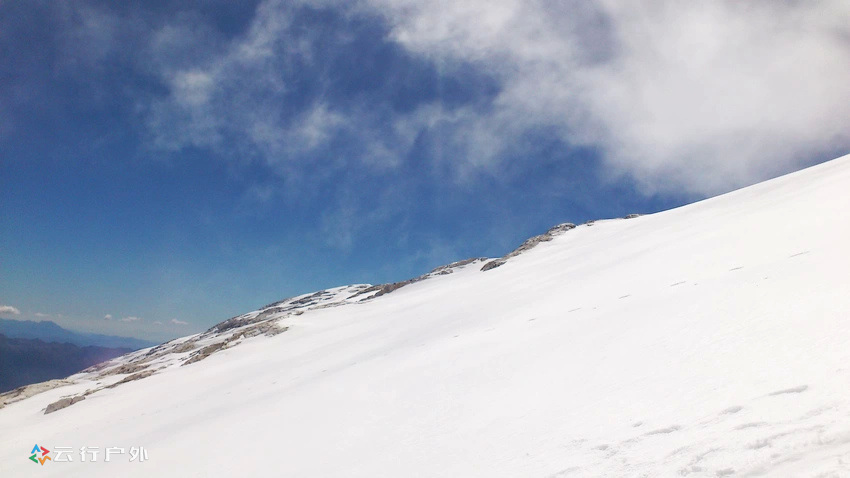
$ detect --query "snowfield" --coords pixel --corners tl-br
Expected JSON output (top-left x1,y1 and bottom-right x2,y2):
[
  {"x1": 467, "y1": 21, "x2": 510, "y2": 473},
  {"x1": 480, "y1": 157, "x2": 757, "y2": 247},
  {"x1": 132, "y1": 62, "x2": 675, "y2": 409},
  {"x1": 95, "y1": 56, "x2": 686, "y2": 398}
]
[{"x1": 2, "y1": 154, "x2": 850, "y2": 477}]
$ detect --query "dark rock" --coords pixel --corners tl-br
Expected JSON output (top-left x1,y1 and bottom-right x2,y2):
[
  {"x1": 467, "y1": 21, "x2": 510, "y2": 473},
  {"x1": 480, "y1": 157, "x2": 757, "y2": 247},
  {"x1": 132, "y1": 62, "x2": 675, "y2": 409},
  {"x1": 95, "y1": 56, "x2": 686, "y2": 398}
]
[
  {"x1": 44, "y1": 395, "x2": 85, "y2": 414},
  {"x1": 105, "y1": 370, "x2": 156, "y2": 388},
  {"x1": 480, "y1": 260, "x2": 506, "y2": 271}
]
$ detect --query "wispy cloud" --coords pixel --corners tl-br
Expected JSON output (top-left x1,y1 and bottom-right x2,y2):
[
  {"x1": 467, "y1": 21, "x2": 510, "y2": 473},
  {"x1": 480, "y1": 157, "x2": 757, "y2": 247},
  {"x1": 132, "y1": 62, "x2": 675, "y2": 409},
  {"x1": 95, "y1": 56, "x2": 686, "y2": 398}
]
[
  {"x1": 153, "y1": 320, "x2": 163, "y2": 325},
  {"x1": 170, "y1": 318, "x2": 188, "y2": 325},
  {"x1": 140, "y1": 4, "x2": 319, "y2": 162},
  {"x1": 0, "y1": 305, "x2": 21, "y2": 315},
  {"x1": 34, "y1": 312, "x2": 51, "y2": 318},
  {"x1": 104, "y1": 314, "x2": 113, "y2": 320},
  {"x1": 120, "y1": 316, "x2": 143, "y2": 322}
]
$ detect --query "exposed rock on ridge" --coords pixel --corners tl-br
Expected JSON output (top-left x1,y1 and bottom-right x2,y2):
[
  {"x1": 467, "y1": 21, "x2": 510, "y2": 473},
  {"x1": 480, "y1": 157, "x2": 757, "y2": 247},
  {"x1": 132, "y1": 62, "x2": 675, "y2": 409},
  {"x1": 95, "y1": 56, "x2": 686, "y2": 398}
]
[{"x1": 481, "y1": 223, "x2": 577, "y2": 271}]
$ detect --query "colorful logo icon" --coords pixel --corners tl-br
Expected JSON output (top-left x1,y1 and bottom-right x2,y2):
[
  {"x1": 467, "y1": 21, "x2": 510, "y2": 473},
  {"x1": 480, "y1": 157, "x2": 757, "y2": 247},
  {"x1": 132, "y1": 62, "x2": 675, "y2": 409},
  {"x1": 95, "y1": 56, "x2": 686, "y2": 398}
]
[{"x1": 29, "y1": 444, "x2": 51, "y2": 465}]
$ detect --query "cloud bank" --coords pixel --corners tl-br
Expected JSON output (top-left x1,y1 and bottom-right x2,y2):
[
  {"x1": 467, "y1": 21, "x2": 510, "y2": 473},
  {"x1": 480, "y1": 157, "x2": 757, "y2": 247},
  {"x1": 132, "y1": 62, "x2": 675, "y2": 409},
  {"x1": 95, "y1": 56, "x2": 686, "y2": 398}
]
[
  {"x1": 362, "y1": 0, "x2": 850, "y2": 194},
  {"x1": 47, "y1": 1, "x2": 850, "y2": 196}
]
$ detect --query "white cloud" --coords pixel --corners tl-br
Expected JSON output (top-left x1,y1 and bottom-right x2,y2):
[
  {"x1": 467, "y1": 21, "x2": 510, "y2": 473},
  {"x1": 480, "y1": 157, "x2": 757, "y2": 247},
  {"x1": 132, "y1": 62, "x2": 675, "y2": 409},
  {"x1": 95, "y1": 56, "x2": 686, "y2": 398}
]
[
  {"x1": 120, "y1": 316, "x2": 143, "y2": 322},
  {"x1": 58, "y1": 0, "x2": 850, "y2": 199},
  {"x1": 104, "y1": 314, "x2": 113, "y2": 320},
  {"x1": 170, "y1": 318, "x2": 188, "y2": 325},
  {"x1": 34, "y1": 312, "x2": 51, "y2": 318},
  {"x1": 361, "y1": 0, "x2": 850, "y2": 195},
  {"x1": 153, "y1": 320, "x2": 164, "y2": 325},
  {"x1": 0, "y1": 305, "x2": 21, "y2": 315}
]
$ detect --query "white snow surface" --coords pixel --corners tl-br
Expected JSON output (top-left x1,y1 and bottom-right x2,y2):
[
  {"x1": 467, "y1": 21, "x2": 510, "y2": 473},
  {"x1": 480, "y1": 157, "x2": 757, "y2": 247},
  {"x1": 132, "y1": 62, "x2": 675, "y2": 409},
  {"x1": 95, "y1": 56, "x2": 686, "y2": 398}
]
[{"x1": 2, "y1": 154, "x2": 850, "y2": 477}]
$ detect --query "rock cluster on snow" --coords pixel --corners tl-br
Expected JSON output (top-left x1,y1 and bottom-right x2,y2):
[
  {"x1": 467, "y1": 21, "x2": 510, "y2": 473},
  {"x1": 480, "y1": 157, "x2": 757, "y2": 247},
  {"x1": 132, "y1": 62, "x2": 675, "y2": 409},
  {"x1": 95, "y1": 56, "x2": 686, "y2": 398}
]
[{"x1": 481, "y1": 223, "x2": 577, "y2": 271}]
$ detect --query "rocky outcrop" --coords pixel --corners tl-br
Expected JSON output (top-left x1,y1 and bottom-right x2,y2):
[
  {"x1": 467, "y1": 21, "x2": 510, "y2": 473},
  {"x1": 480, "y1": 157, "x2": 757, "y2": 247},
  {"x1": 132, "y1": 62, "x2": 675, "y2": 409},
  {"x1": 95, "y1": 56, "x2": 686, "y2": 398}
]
[
  {"x1": 350, "y1": 281, "x2": 414, "y2": 300},
  {"x1": 182, "y1": 323, "x2": 290, "y2": 367},
  {"x1": 42, "y1": 368, "x2": 158, "y2": 415},
  {"x1": 182, "y1": 342, "x2": 229, "y2": 366},
  {"x1": 0, "y1": 379, "x2": 72, "y2": 410},
  {"x1": 349, "y1": 258, "x2": 488, "y2": 299},
  {"x1": 238, "y1": 321, "x2": 289, "y2": 339},
  {"x1": 427, "y1": 257, "x2": 486, "y2": 275},
  {"x1": 481, "y1": 223, "x2": 577, "y2": 271},
  {"x1": 105, "y1": 370, "x2": 156, "y2": 388},
  {"x1": 98, "y1": 363, "x2": 150, "y2": 377},
  {"x1": 44, "y1": 395, "x2": 85, "y2": 414},
  {"x1": 480, "y1": 259, "x2": 506, "y2": 272}
]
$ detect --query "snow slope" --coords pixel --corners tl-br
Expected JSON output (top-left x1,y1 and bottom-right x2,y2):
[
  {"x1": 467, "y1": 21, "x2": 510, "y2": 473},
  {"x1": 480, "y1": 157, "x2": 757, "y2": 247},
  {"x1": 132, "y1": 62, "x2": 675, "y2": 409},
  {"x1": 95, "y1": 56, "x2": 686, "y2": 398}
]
[{"x1": 2, "y1": 154, "x2": 850, "y2": 477}]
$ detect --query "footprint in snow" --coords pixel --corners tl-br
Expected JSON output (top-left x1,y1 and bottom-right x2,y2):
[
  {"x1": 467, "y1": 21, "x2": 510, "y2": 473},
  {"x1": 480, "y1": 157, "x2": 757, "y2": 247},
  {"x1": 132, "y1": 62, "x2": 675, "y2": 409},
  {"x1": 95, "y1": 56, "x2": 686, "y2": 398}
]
[
  {"x1": 591, "y1": 444, "x2": 619, "y2": 459},
  {"x1": 768, "y1": 385, "x2": 808, "y2": 396},
  {"x1": 644, "y1": 425, "x2": 681, "y2": 436},
  {"x1": 734, "y1": 422, "x2": 768, "y2": 430}
]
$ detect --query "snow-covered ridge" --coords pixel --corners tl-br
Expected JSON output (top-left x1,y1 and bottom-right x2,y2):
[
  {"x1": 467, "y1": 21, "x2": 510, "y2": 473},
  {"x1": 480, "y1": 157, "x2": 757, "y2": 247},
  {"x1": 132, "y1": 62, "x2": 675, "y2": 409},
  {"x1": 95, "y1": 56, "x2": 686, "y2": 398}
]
[
  {"x1": 0, "y1": 216, "x2": 629, "y2": 414},
  {"x1": 0, "y1": 256, "x2": 492, "y2": 413},
  {"x1": 2, "y1": 153, "x2": 850, "y2": 477}
]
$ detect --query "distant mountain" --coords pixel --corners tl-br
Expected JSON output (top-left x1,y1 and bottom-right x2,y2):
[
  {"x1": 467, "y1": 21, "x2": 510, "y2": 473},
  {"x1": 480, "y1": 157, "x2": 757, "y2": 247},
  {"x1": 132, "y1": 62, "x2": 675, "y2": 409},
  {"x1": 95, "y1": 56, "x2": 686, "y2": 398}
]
[
  {"x1": 0, "y1": 318, "x2": 157, "y2": 350},
  {"x1": 0, "y1": 333, "x2": 134, "y2": 393}
]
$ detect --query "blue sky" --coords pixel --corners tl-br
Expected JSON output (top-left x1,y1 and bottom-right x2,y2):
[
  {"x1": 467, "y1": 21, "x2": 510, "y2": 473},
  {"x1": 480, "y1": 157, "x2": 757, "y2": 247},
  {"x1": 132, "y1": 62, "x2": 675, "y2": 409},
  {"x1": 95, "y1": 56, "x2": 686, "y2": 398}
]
[{"x1": 2, "y1": 1, "x2": 848, "y2": 342}]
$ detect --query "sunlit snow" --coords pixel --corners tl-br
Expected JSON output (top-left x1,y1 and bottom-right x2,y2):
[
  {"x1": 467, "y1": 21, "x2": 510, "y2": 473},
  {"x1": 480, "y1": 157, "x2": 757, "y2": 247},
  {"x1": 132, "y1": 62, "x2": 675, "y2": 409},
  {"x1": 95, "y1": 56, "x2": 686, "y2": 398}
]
[{"x1": 2, "y1": 154, "x2": 850, "y2": 476}]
